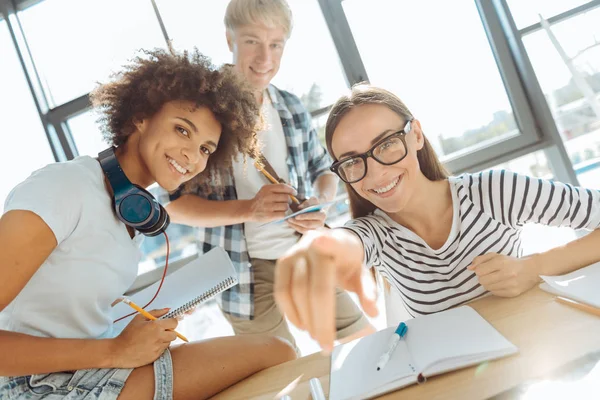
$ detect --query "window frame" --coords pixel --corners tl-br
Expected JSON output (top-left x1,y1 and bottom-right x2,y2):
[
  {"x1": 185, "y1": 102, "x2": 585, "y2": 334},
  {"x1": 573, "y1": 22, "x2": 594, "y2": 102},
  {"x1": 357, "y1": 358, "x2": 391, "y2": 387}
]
[{"x1": 3, "y1": 0, "x2": 596, "y2": 184}]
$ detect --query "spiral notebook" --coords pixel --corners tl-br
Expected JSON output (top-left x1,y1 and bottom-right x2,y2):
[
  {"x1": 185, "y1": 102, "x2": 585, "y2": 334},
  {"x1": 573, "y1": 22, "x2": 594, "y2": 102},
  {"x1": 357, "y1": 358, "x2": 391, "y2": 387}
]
[
  {"x1": 329, "y1": 306, "x2": 518, "y2": 400},
  {"x1": 111, "y1": 247, "x2": 238, "y2": 334}
]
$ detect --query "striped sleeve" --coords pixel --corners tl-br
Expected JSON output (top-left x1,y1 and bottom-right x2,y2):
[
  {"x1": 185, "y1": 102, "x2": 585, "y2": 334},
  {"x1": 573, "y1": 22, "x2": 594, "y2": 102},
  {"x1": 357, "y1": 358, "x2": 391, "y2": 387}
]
[
  {"x1": 472, "y1": 170, "x2": 600, "y2": 230},
  {"x1": 341, "y1": 215, "x2": 390, "y2": 268}
]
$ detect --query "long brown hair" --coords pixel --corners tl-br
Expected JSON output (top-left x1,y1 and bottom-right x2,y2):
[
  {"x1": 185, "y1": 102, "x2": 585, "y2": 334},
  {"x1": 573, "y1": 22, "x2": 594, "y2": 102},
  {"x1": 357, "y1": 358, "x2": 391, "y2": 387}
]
[{"x1": 325, "y1": 84, "x2": 449, "y2": 219}]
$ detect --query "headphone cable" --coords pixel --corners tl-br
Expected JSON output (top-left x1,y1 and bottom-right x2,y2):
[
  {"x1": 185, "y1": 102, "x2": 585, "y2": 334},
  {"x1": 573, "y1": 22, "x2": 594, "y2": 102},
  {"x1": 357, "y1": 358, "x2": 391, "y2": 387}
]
[{"x1": 114, "y1": 231, "x2": 171, "y2": 323}]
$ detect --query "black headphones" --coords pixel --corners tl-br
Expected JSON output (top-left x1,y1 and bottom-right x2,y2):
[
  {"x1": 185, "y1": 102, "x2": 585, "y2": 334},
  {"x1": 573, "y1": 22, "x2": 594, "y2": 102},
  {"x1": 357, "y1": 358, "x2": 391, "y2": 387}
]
[{"x1": 98, "y1": 147, "x2": 170, "y2": 237}]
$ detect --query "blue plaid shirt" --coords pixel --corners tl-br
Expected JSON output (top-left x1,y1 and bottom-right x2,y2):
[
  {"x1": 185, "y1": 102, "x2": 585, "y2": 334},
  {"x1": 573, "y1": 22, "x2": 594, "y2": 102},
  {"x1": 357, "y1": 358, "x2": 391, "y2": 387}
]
[{"x1": 159, "y1": 85, "x2": 333, "y2": 319}]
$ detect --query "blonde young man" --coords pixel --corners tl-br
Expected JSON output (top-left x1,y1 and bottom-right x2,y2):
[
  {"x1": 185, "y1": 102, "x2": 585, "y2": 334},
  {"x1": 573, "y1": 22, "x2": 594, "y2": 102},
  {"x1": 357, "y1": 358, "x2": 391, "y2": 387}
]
[{"x1": 162, "y1": 0, "x2": 374, "y2": 352}]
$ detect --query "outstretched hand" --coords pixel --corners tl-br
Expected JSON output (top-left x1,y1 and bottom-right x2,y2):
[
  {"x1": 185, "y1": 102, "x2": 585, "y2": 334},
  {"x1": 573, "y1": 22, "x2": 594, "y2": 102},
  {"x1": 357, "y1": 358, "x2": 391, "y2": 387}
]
[{"x1": 274, "y1": 229, "x2": 378, "y2": 353}]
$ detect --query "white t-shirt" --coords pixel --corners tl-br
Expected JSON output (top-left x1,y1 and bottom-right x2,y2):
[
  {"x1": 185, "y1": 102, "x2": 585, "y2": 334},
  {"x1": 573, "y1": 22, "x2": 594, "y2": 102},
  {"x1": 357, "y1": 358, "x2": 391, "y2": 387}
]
[
  {"x1": 232, "y1": 92, "x2": 299, "y2": 260},
  {"x1": 0, "y1": 156, "x2": 142, "y2": 339}
]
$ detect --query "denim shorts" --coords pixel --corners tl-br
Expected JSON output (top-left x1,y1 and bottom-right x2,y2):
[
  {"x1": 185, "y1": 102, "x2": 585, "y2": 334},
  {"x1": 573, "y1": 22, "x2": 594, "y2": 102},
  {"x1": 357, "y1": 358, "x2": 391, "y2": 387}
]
[{"x1": 0, "y1": 349, "x2": 173, "y2": 400}]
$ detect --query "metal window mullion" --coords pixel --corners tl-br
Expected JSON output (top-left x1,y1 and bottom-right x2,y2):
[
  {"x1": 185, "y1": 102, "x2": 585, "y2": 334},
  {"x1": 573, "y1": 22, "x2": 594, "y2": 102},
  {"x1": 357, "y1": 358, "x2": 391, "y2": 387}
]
[
  {"x1": 48, "y1": 93, "x2": 91, "y2": 122},
  {"x1": 149, "y1": 0, "x2": 171, "y2": 48},
  {"x1": 1, "y1": 0, "x2": 75, "y2": 161},
  {"x1": 317, "y1": 0, "x2": 369, "y2": 87},
  {"x1": 476, "y1": 0, "x2": 541, "y2": 144},
  {"x1": 46, "y1": 94, "x2": 96, "y2": 159},
  {"x1": 451, "y1": 139, "x2": 554, "y2": 175},
  {"x1": 518, "y1": 0, "x2": 600, "y2": 37},
  {"x1": 493, "y1": 0, "x2": 579, "y2": 186}
]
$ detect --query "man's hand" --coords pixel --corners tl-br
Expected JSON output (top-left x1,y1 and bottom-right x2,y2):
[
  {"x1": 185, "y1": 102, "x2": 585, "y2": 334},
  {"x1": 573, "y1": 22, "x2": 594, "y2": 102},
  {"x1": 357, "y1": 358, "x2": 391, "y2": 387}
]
[
  {"x1": 468, "y1": 253, "x2": 541, "y2": 297},
  {"x1": 286, "y1": 197, "x2": 328, "y2": 235},
  {"x1": 248, "y1": 184, "x2": 297, "y2": 223}
]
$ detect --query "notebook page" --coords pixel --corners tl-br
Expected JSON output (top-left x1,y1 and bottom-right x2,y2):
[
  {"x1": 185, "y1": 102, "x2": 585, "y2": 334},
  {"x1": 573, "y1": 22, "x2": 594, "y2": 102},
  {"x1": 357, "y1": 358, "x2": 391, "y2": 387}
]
[
  {"x1": 110, "y1": 247, "x2": 237, "y2": 334},
  {"x1": 406, "y1": 306, "x2": 518, "y2": 376},
  {"x1": 330, "y1": 327, "x2": 417, "y2": 400},
  {"x1": 540, "y1": 262, "x2": 600, "y2": 308}
]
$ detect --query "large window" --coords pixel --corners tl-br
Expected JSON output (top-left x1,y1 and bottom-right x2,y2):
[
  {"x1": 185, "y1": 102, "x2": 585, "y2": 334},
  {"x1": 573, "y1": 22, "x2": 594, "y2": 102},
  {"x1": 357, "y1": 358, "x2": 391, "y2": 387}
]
[
  {"x1": 0, "y1": 20, "x2": 55, "y2": 207},
  {"x1": 18, "y1": 0, "x2": 166, "y2": 107},
  {"x1": 156, "y1": 0, "x2": 349, "y2": 112},
  {"x1": 518, "y1": 6, "x2": 600, "y2": 189},
  {"x1": 342, "y1": 0, "x2": 520, "y2": 161}
]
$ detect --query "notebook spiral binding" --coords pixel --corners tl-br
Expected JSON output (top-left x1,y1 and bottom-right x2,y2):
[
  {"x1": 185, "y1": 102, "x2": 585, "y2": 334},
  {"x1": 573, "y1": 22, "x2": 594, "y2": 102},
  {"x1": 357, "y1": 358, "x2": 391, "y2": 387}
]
[{"x1": 159, "y1": 276, "x2": 237, "y2": 320}]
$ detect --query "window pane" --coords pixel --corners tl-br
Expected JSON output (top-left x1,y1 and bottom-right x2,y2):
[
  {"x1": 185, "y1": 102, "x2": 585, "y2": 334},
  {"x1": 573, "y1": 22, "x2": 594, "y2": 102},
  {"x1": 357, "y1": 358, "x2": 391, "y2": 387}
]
[
  {"x1": 270, "y1": 0, "x2": 349, "y2": 110},
  {"x1": 506, "y1": 0, "x2": 593, "y2": 30},
  {"x1": 67, "y1": 110, "x2": 108, "y2": 157},
  {"x1": 154, "y1": 0, "x2": 230, "y2": 65},
  {"x1": 0, "y1": 21, "x2": 55, "y2": 207},
  {"x1": 156, "y1": 0, "x2": 349, "y2": 111},
  {"x1": 488, "y1": 151, "x2": 577, "y2": 256},
  {"x1": 342, "y1": 0, "x2": 519, "y2": 160},
  {"x1": 521, "y1": 8, "x2": 600, "y2": 190},
  {"x1": 18, "y1": 0, "x2": 166, "y2": 107}
]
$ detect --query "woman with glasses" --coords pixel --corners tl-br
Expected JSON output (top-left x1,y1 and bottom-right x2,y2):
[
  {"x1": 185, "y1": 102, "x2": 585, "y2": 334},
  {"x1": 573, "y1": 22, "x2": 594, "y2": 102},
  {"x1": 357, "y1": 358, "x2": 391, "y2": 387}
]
[{"x1": 273, "y1": 84, "x2": 600, "y2": 352}]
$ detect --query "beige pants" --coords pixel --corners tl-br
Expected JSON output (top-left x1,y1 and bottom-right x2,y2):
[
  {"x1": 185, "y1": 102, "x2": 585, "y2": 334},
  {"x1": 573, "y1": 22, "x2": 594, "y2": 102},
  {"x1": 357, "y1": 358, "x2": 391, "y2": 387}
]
[{"x1": 223, "y1": 258, "x2": 369, "y2": 352}]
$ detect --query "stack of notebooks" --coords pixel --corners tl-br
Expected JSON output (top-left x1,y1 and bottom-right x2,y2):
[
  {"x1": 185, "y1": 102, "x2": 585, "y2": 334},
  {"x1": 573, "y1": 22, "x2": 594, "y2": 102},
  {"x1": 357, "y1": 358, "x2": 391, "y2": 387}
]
[{"x1": 329, "y1": 306, "x2": 518, "y2": 400}]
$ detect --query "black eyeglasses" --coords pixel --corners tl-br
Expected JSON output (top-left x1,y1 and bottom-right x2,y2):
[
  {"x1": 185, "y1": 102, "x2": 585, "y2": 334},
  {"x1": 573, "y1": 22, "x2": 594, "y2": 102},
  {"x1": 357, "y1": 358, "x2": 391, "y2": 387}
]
[{"x1": 330, "y1": 119, "x2": 412, "y2": 184}]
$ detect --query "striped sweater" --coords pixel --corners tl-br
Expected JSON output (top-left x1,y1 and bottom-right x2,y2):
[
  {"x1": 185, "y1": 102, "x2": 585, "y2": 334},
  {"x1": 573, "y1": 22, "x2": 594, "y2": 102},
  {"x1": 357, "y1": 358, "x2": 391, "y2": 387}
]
[{"x1": 343, "y1": 170, "x2": 600, "y2": 317}]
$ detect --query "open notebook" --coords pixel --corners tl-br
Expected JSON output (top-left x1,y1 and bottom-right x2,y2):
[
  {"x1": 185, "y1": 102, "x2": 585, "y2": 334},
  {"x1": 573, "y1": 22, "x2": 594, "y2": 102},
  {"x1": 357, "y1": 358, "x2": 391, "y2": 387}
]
[
  {"x1": 111, "y1": 247, "x2": 238, "y2": 334},
  {"x1": 329, "y1": 306, "x2": 518, "y2": 400},
  {"x1": 539, "y1": 261, "x2": 600, "y2": 308}
]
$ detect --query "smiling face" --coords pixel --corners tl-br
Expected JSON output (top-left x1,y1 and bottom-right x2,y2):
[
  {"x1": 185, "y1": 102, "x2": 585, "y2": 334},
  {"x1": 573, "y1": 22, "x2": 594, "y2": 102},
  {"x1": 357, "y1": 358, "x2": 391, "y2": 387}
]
[
  {"x1": 135, "y1": 100, "x2": 222, "y2": 191},
  {"x1": 227, "y1": 23, "x2": 286, "y2": 93},
  {"x1": 331, "y1": 104, "x2": 426, "y2": 214}
]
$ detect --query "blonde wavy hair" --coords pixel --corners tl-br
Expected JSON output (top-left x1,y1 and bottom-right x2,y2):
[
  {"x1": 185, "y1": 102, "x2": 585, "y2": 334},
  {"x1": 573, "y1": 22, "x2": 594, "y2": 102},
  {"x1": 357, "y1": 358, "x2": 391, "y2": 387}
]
[{"x1": 224, "y1": 0, "x2": 293, "y2": 38}]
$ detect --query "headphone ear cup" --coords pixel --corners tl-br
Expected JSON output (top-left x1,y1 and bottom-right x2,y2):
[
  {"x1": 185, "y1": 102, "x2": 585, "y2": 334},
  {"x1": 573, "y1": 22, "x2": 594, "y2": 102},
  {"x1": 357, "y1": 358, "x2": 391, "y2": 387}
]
[
  {"x1": 137, "y1": 205, "x2": 170, "y2": 237},
  {"x1": 130, "y1": 185, "x2": 170, "y2": 237},
  {"x1": 98, "y1": 147, "x2": 170, "y2": 237}
]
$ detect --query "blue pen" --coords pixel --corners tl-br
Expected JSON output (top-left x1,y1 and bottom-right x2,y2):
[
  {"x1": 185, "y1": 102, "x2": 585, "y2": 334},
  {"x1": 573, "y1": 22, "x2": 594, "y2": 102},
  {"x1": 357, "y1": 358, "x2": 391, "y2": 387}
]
[{"x1": 376, "y1": 322, "x2": 408, "y2": 371}]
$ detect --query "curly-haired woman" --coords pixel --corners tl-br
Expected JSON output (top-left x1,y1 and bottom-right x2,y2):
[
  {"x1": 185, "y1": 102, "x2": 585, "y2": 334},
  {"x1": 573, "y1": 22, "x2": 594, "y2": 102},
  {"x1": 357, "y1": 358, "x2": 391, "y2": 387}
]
[{"x1": 0, "y1": 48, "x2": 295, "y2": 400}]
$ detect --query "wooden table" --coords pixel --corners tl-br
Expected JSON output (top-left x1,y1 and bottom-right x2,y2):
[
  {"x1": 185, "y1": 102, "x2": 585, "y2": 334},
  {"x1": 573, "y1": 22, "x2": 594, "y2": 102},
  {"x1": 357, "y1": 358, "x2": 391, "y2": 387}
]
[{"x1": 213, "y1": 287, "x2": 600, "y2": 399}]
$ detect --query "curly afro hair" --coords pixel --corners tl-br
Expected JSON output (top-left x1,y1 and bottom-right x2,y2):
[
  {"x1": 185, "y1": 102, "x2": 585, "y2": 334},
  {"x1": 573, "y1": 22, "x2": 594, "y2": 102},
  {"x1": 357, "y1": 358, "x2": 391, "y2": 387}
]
[{"x1": 90, "y1": 47, "x2": 260, "y2": 192}]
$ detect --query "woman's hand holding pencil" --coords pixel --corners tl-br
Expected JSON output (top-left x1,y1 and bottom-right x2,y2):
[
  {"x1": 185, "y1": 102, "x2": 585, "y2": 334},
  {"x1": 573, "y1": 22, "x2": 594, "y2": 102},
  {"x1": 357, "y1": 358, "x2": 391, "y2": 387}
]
[
  {"x1": 111, "y1": 306, "x2": 183, "y2": 368},
  {"x1": 121, "y1": 297, "x2": 189, "y2": 342}
]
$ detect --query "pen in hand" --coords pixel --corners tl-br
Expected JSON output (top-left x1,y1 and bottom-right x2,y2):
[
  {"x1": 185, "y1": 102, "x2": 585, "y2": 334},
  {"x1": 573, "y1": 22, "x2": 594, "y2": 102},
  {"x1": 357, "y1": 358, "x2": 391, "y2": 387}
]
[
  {"x1": 254, "y1": 161, "x2": 300, "y2": 204},
  {"x1": 376, "y1": 322, "x2": 408, "y2": 371},
  {"x1": 120, "y1": 297, "x2": 189, "y2": 343}
]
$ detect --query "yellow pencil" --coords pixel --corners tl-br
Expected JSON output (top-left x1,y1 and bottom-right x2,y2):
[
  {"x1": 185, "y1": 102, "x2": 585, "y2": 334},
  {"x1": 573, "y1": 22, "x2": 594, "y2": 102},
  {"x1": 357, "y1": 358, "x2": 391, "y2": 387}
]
[
  {"x1": 556, "y1": 296, "x2": 600, "y2": 317},
  {"x1": 121, "y1": 298, "x2": 189, "y2": 342},
  {"x1": 254, "y1": 161, "x2": 300, "y2": 204}
]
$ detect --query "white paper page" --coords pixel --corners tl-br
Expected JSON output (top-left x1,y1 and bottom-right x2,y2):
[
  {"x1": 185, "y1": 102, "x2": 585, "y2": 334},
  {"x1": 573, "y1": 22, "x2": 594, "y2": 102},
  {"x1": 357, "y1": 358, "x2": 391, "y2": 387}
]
[
  {"x1": 406, "y1": 306, "x2": 518, "y2": 376},
  {"x1": 540, "y1": 262, "x2": 600, "y2": 308},
  {"x1": 329, "y1": 327, "x2": 417, "y2": 400},
  {"x1": 110, "y1": 247, "x2": 237, "y2": 334}
]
